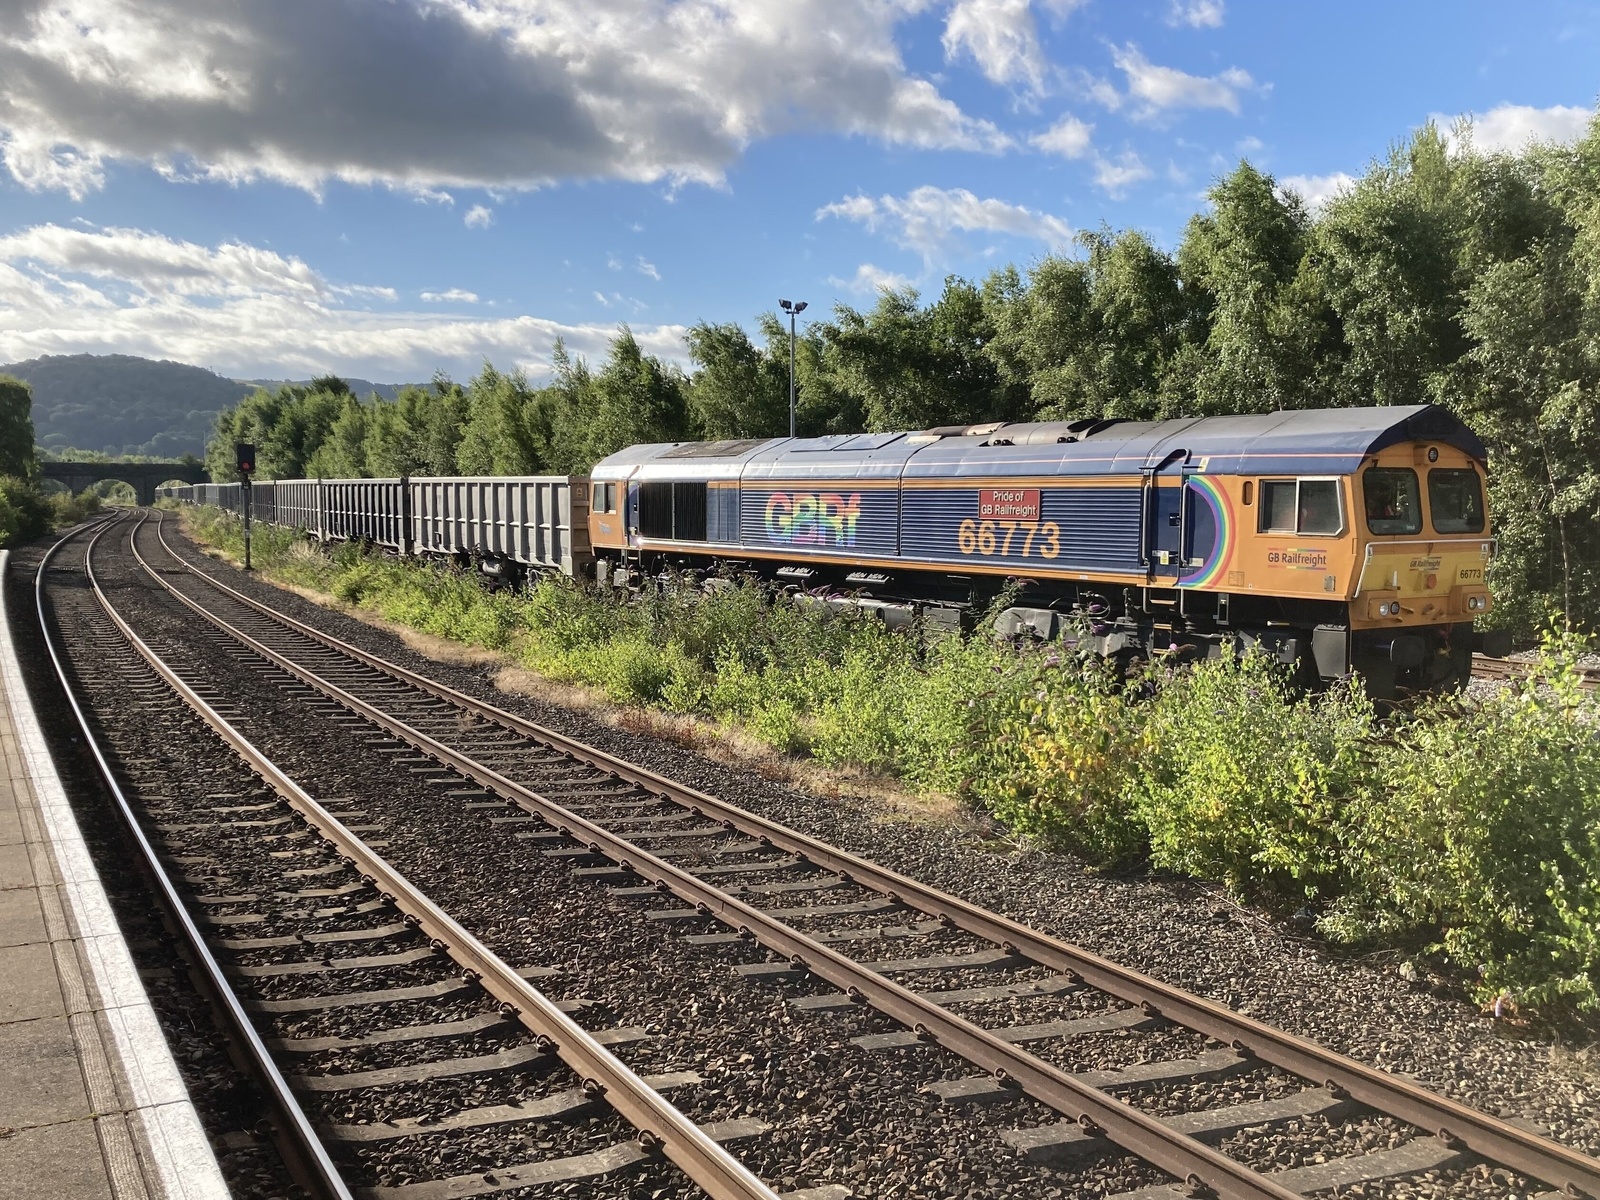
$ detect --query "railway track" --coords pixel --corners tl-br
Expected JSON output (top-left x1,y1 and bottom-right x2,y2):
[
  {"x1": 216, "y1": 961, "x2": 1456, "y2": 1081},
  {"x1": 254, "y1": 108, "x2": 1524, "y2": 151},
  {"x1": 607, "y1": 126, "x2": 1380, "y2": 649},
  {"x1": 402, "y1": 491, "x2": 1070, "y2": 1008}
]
[
  {"x1": 39, "y1": 514, "x2": 783, "y2": 1200},
  {"x1": 1470, "y1": 653, "x2": 1600, "y2": 691},
  {"x1": 104, "y1": 507, "x2": 1600, "y2": 1200}
]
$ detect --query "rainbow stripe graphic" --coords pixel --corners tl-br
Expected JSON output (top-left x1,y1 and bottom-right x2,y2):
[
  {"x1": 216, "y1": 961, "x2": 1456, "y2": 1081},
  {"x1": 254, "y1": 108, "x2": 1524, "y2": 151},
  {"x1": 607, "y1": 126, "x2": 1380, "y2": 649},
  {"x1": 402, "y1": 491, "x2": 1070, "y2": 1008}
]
[{"x1": 1182, "y1": 475, "x2": 1234, "y2": 589}]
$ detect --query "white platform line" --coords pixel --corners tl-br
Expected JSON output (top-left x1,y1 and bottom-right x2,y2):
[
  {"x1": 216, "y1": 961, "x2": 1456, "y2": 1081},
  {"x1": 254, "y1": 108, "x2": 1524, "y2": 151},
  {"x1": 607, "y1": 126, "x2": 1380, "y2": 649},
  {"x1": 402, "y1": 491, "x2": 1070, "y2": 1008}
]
[{"x1": 0, "y1": 546, "x2": 231, "y2": 1200}]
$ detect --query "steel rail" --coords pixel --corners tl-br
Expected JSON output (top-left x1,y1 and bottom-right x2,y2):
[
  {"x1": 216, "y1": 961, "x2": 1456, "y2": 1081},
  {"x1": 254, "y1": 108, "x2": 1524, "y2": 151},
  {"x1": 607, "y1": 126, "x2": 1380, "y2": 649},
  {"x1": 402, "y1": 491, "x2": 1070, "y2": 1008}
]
[
  {"x1": 1470, "y1": 653, "x2": 1599, "y2": 692},
  {"x1": 101, "y1": 515, "x2": 782, "y2": 1200},
  {"x1": 148, "y1": 510, "x2": 1600, "y2": 1199},
  {"x1": 136, "y1": 516, "x2": 1325, "y2": 1200},
  {"x1": 33, "y1": 515, "x2": 357, "y2": 1200}
]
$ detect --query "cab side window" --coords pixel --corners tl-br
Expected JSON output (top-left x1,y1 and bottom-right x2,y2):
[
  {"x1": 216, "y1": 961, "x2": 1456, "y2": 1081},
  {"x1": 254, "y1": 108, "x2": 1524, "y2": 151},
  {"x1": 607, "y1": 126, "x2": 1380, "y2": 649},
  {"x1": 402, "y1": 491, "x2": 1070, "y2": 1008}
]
[
  {"x1": 1259, "y1": 479, "x2": 1343, "y2": 536},
  {"x1": 591, "y1": 482, "x2": 619, "y2": 514},
  {"x1": 1260, "y1": 481, "x2": 1297, "y2": 532},
  {"x1": 1297, "y1": 480, "x2": 1341, "y2": 534}
]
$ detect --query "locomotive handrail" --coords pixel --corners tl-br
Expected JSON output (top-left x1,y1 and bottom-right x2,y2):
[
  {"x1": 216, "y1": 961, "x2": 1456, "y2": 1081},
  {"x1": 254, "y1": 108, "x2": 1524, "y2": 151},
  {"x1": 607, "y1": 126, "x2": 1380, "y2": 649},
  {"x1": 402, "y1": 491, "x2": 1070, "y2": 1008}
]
[{"x1": 1138, "y1": 467, "x2": 1153, "y2": 568}]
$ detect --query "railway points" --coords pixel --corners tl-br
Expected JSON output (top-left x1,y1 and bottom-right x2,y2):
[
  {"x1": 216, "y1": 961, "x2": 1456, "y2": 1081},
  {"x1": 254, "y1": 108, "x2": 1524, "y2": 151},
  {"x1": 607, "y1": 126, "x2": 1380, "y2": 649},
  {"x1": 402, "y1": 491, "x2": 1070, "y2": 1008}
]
[{"x1": 9, "y1": 508, "x2": 1587, "y2": 1200}]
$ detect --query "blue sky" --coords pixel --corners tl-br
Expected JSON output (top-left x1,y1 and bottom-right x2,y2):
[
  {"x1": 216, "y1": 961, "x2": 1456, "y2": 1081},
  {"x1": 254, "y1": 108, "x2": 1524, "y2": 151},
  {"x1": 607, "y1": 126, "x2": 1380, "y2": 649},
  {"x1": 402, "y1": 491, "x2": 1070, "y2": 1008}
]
[{"x1": 0, "y1": 0, "x2": 1594, "y2": 383}]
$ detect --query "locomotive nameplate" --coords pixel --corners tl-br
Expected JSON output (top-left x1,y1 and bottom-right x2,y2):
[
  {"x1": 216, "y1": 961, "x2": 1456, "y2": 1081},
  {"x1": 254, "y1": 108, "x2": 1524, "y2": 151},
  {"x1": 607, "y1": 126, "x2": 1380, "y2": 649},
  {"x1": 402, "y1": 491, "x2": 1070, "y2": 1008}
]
[{"x1": 978, "y1": 488, "x2": 1041, "y2": 521}]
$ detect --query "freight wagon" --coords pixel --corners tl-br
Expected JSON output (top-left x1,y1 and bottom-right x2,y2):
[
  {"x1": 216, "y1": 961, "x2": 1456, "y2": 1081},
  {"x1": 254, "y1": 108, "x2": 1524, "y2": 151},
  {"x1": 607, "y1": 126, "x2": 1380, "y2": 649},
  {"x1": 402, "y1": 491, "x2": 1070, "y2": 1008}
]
[{"x1": 159, "y1": 476, "x2": 589, "y2": 578}]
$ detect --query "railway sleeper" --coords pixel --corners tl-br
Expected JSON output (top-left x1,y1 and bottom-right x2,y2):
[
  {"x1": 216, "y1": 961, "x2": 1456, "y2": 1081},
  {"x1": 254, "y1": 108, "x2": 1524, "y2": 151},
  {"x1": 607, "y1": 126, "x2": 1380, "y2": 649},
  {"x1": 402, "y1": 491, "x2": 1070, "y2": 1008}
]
[
  {"x1": 326, "y1": 1070, "x2": 705, "y2": 1142},
  {"x1": 1003, "y1": 1087, "x2": 1352, "y2": 1164},
  {"x1": 361, "y1": 1117, "x2": 769, "y2": 1200},
  {"x1": 1109, "y1": 1136, "x2": 1467, "y2": 1200},
  {"x1": 925, "y1": 1047, "x2": 1250, "y2": 1106}
]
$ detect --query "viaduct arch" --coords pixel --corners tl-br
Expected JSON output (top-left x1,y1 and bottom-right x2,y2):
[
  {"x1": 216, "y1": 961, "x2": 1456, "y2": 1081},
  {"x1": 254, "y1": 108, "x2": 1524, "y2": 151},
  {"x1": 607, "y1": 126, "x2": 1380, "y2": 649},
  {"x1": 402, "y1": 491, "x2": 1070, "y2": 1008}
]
[{"x1": 41, "y1": 461, "x2": 210, "y2": 507}]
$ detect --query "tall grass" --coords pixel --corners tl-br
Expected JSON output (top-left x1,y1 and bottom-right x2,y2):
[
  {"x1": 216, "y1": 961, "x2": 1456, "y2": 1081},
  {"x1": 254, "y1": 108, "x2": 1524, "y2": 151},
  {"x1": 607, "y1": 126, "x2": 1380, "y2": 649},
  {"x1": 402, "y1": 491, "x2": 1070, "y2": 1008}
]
[{"x1": 184, "y1": 506, "x2": 1600, "y2": 1013}]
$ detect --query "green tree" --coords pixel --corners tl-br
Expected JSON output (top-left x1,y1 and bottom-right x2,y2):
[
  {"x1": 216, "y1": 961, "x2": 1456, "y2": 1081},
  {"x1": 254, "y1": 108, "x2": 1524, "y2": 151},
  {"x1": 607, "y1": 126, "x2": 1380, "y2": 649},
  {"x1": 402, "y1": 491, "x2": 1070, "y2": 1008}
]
[
  {"x1": 818, "y1": 277, "x2": 1021, "y2": 431},
  {"x1": 1313, "y1": 125, "x2": 1467, "y2": 409},
  {"x1": 0, "y1": 375, "x2": 38, "y2": 477},
  {"x1": 582, "y1": 328, "x2": 691, "y2": 465},
  {"x1": 685, "y1": 322, "x2": 789, "y2": 439},
  {"x1": 982, "y1": 231, "x2": 1193, "y2": 421},
  {"x1": 1179, "y1": 162, "x2": 1313, "y2": 414},
  {"x1": 456, "y1": 363, "x2": 543, "y2": 476},
  {"x1": 305, "y1": 395, "x2": 371, "y2": 478}
]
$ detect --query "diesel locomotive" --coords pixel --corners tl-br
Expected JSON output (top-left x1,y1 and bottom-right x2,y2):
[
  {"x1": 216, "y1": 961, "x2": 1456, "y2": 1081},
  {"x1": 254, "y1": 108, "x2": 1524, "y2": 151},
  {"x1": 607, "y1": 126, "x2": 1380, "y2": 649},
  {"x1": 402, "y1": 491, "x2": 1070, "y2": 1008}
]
[{"x1": 588, "y1": 404, "x2": 1506, "y2": 698}]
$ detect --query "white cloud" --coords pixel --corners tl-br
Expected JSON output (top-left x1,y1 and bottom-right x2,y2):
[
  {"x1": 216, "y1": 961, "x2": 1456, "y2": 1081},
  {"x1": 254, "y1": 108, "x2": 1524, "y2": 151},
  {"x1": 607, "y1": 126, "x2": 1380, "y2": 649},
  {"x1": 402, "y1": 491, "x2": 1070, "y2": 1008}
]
[
  {"x1": 1071, "y1": 70, "x2": 1124, "y2": 111},
  {"x1": 829, "y1": 262, "x2": 916, "y2": 294},
  {"x1": 941, "y1": 0, "x2": 1084, "y2": 94},
  {"x1": 1109, "y1": 44, "x2": 1255, "y2": 118},
  {"x1": 1091, "y1": 150, "x2": 1153, "y2": 196},
  {"x1": 1436, "y1": 103, "x2": 1593, "y2": 154},
  {"x1": 1279, "y1": 171, "x2": 1355, "y2": 210},
  {"x1": 0, "y1": 222, "x2": 685, "y2": 379},
  {"x1": 0, "y1": 0, "x2": 1007, "y2": 198},
  {"x1": 1167, "y1": 0, "x2": 1224, "y2": 29},
  {"x1": 0, "y1": 224, "x2": 329, "y2": 299},
  {"x1": 636, "y1": 256, "x2": 661, "y2": 281},
  {"x1": 420, "y1": 288, "x2": 479, "y2": 303},
  {"x1": 1031, "y1": 113, "x2": 1093, "y2": 159},
  {"x1": 464, "y1": 204, "x2": 494, "y2": 229},
  {"x1": 817, "y1": 185, "x2": 1072, "y2": 259}
]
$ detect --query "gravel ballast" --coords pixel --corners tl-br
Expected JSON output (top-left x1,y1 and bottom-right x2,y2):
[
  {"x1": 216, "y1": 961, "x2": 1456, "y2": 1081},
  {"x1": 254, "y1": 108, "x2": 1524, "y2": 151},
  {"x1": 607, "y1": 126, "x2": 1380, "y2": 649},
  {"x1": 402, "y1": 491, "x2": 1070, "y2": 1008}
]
[{"x1": 91, "y1": 514, "x2": 1600, "y2": 1197}]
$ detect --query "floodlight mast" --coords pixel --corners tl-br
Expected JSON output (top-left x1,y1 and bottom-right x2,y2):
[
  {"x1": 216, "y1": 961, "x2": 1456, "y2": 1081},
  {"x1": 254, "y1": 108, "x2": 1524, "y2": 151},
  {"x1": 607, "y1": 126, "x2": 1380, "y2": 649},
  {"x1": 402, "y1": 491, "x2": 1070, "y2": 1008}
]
[{"x1": 779, "y1": 299, "x2": 808, "y2": 438}]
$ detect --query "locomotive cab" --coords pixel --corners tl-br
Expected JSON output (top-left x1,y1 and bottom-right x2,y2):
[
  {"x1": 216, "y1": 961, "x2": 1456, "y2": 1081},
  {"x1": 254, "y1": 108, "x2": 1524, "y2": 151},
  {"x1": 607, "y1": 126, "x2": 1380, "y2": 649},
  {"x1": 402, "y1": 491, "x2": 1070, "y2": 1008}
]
[{"x1": 1344, "y1": 441, "x2": 1498, "y2": 695}]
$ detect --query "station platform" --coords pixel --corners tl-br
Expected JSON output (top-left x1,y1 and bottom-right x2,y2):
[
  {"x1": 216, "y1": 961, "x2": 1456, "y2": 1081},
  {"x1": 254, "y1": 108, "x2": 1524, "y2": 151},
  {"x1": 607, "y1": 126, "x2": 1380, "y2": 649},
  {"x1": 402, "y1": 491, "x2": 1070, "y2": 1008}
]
[{"x1": 0, "y1": 548, "x2": 228, "y2": 1200}]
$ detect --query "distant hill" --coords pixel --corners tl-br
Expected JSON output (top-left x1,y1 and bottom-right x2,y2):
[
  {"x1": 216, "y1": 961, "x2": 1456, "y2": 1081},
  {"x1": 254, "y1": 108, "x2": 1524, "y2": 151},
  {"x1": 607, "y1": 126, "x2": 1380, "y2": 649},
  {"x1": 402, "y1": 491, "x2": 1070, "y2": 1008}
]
[
  {"x1": 1, "y1": 354, "x2": 412, "y2": 458},
  {"x1": 239, "y1": 376, "x2": 409, "y2": 402}
]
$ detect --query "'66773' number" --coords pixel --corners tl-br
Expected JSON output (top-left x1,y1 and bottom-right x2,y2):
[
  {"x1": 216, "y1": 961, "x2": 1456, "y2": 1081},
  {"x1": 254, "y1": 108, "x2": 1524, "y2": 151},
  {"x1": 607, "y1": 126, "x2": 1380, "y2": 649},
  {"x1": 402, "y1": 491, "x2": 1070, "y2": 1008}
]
[{"x1": 957, "y1": 518, "x2": 1060, "y2": 559}]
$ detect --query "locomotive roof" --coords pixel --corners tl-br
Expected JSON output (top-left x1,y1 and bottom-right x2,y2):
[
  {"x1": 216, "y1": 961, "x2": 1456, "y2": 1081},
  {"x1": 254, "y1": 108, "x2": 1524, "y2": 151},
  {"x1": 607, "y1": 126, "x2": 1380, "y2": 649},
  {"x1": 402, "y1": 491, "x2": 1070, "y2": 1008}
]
[{"x1": 590, "y1": 404, "x2": 1486, "y2": 480}]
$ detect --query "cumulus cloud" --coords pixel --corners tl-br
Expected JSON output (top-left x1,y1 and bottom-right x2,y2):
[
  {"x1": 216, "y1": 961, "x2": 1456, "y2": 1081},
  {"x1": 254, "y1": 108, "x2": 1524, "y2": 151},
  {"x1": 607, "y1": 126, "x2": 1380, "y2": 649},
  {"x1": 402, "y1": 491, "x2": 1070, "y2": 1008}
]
[
  {"x1": 420, "y1": 288, "x2": 479, "y2": 303},
  {"x1": 0, "y1": 0, "x2": 1007, "y2": 198},
  {"x1": 0, "y1": 222, "x2": 684, "y2": 378},
  {"x1": 1437, "y1": 103, "x2": 1593, "y2": 154},
  {"x1": 464, "y1": 205, "x2": 494, "y2": 229},
  {"x1": 1167, "y1": 0, "x2": 1225, "y2": 28},
  {"x1": 1031, "y1": 114, "x2": 1093, "y2": 159},
  {"x1": 1091, "y1": 150, "x2": 1153, "y2": 196},
  {"x1": 941, "y1": 0, "x2": 1084, "y2": 94},
  {"x1": 1109, "y1": 44, "x2": 1255, "y2": 118},
  {"x1": 1279, "y1": 171, "x2": 1355, "y2": 210},
  {"x1": 830, "y1": 262, "x2": 917, "y2": 294},
  {"x1": 817, "y1": 185, "x2": 1072, "y2": 259}
]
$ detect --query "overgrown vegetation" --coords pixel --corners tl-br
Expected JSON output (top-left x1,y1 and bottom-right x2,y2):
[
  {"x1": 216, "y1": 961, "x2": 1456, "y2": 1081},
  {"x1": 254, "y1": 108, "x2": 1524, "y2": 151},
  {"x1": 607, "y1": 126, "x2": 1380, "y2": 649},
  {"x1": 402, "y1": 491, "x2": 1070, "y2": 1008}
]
[
  {"x1": 0, "y1": 374, "x2": 103, "y2": 548},
  {"x1": 188, "y1": 507, "x2": 1600, "y2": 1014}
]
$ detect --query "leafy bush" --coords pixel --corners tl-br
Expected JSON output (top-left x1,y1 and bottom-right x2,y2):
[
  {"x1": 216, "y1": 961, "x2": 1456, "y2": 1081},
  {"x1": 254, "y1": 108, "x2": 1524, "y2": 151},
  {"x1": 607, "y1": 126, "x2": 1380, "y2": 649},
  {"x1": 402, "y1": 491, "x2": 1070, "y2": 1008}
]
[
  {"x1": 0, "y1": 476, "x2": 101, "y2": 549},
  {"x1": 968, "y1": 653, "x2": 1147, "y2": 864},
  {"x1": 1329, "y1": 631, "x2": 1600, "y2": 1009},
  {"x1": 1127, "y1": 650, "x2": 1376, "y2": 904}
]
